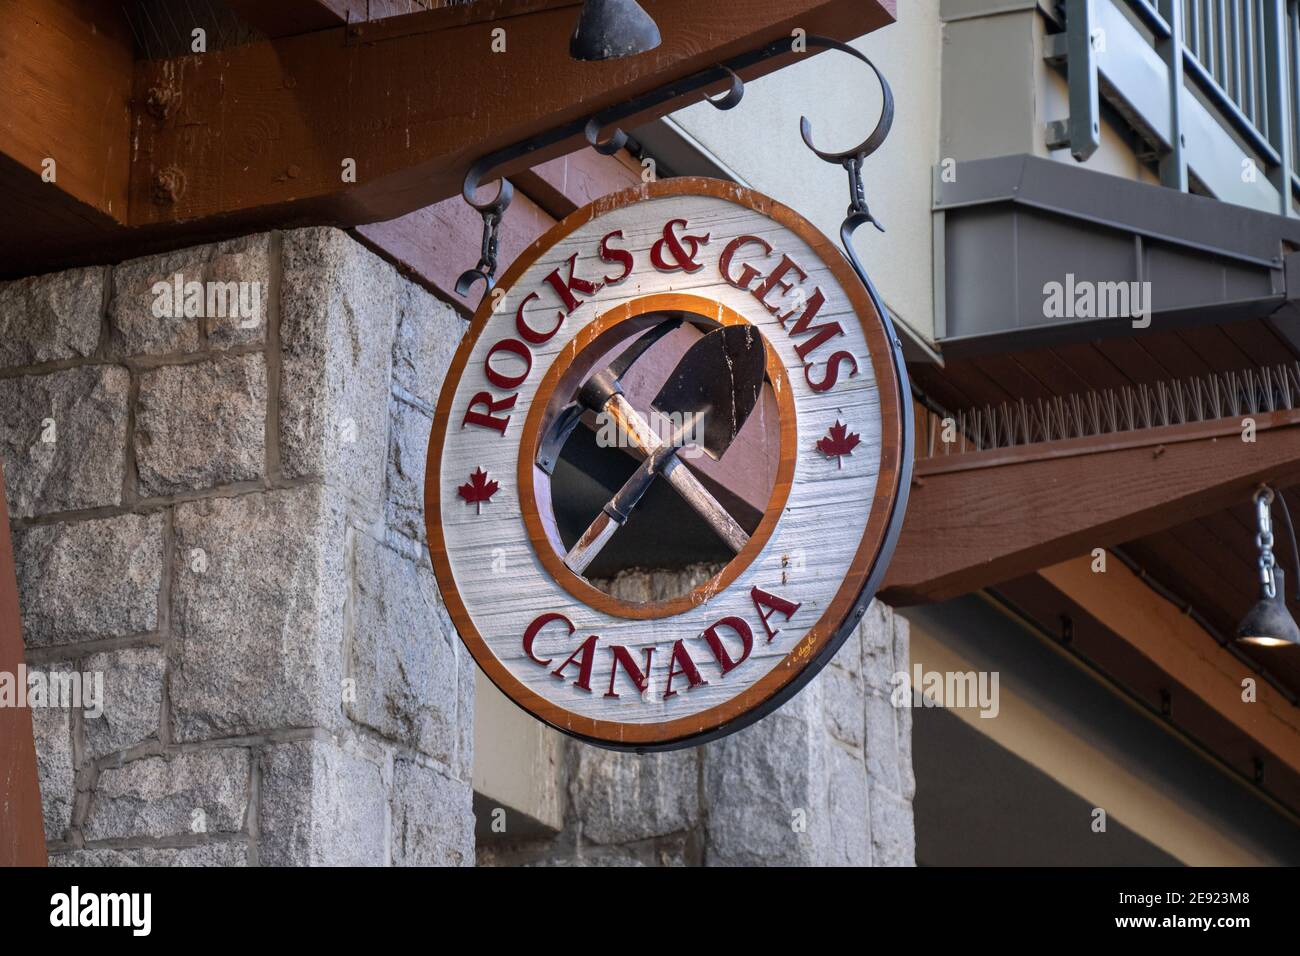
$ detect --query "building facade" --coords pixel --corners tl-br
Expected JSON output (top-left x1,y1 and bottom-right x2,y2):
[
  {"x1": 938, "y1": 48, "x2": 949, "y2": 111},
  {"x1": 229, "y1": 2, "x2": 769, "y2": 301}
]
[{"x1": 4, "y1": 0, "x2": 1300, "y2": 865}]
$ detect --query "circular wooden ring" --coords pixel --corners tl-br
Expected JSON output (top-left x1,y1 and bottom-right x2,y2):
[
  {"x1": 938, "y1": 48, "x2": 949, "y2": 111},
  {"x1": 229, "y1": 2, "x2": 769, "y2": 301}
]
[{"x1": 517, "y1": 292, "x2": 797, "y2": 620}]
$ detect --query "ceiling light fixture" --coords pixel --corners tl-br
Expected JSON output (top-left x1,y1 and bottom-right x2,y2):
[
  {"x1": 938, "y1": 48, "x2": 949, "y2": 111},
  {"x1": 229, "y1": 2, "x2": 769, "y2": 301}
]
[
  {"x1": 569, "y1": 0, "x2": 662, "y2": 61},
  {"x1": 1237, "y1": 486, "x2": 1300, "y2": 647}
]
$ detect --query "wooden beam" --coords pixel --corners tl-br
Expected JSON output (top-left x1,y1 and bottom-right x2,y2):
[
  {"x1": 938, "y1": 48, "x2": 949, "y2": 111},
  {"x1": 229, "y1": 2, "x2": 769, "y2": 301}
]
[
  {"x1": 129, "y1": 0, "x2": 895, "y2": 229},
  {"x1": 352, "y1": 145, "x2": 638, "y2": 307},
  {"x1": 352, "y1": 188, "x2": 556, "y2": 311},
  {"x1": 1039, "y1": 554, "x2": 1300, "y2": 784},
  {"x1": 0, "y1": 0, "x2": 894, "y2": 277},
  {"x1": 0, "y1": 0, "x2": 133, "y2": 224},
  {"x1": 881, "y1": 410, "x2": 1300, "y2": 605},
  {"x1": 512, "y1": 149, "x2": 643, "y2": 219},
  {"x1": 0, "y1": 462, "x2": 47, "y2": 866},
  {"x1": 224, "y1": 1, "x2": 436, "y2": 38}
]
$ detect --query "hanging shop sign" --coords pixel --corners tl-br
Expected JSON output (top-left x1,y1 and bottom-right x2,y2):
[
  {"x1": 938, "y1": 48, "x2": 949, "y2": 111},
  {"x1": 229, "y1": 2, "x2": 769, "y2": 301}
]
[{"x1": 426, "y1": 176, "x2": 911, "y2": 751}]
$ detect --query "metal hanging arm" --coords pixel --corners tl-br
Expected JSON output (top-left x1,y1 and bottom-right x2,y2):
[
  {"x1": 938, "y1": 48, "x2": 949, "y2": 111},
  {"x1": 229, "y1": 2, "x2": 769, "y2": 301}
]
[
  {"x1": 796, "y1": 36, "x2": 895, "y2": 235},
  {"x1": 454, "y1": 34, "x2": 896, "y2": 293}
]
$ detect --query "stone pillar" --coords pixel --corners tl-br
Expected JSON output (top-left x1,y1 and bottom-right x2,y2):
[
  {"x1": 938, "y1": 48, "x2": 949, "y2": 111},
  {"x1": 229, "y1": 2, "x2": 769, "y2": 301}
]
[{"x1": 0, "y1": 228, "x2": 473, "y2": 866}]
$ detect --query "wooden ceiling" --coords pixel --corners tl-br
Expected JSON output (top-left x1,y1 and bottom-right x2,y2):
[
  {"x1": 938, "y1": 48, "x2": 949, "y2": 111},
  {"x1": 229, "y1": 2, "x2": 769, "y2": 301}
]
[
  {"x1": 910, "y1": 315, "x2": 1300, "y2": 694},
  {"x1": 912, "y1": 320, "x2": 1297, "y2": 413},
  {"x1": 0, "y1": 0, "x2": 896, "y2": 279},
  {"x1": 907, "y1": 316, "x2": 1300, "y2": 816}
]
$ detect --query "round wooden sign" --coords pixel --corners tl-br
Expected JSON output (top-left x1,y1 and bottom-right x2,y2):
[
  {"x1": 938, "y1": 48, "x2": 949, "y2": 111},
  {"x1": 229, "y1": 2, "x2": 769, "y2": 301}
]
[{"x1": 426, "y1": 177, "x2": 910, "y2": 751}]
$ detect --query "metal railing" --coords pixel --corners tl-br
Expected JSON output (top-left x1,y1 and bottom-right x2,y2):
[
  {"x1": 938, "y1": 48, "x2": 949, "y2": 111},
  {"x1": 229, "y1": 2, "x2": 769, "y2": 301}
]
[
  {"x1": 1182, "y1": 1, "x2": 1270, "y2": 133},
  {"x1": 1053, "y1": 0, "x2": 1299, "y2": 215}
]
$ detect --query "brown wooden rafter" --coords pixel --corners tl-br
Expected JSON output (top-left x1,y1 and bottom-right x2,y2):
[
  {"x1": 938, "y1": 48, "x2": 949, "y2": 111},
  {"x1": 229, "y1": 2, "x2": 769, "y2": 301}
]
[
  {"x1": 881, "y1": 409, "x2": 1300, "y2": 606},
  {"x1": 0, "y1": 0, "x2": 896, "y2": 278},
  {"x1": 1032, "y1": 555, "x2": 1300, "y2": 792},
  {"x1": 223, "y1": 1, "x2": 436, "y2": 38}
]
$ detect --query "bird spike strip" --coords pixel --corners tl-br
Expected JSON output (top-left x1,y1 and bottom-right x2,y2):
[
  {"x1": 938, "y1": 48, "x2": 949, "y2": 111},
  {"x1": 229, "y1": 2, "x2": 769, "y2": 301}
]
[{"x1": 922, "y1": 361, "x2": 1300, "y2": 458}]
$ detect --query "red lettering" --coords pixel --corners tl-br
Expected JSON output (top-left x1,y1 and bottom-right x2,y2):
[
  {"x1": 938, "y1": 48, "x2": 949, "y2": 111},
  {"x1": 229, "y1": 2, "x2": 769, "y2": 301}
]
[
  {"x1": 552, "y1": 634, "x2": 598, "y2": 692},
  {"x1": 663, "y1": 640, "x2": 708, "y2": 700},
  {"x1": 719, "y1": 235, "x2": 772, "y2": 290},
  {"x1": 752, "y1": 255, "x2": 808, "y2": 318},
  {"x1": 598, "y1": 230, "x2": 635, "y2": 285},
  {"x1": 462, "y1": 391, "x2": 516, "y2": 434},
  {"x1": 604, "y1": 645, "x2": 654, "y2": 698},
  {"x1": 650, "y1": 219, "x2": 710, "y2": 273},
  {"x1": 701, "y1": 617, "x2": 753, "y2": 676},
  {"x1": 484, "y1": 338, "x2": 532, "y2": 391},
  {"x1": 783, "y1": 288, "x2": 845, "y2": 362},
  {"x1": 522, "y1": 612, "x2": 574, "y2": 666},
  {"x1": 805, "y1": 351, "x2": 859, "y2": 393},
  {"x1": 515, "y1": 292, "x2": 563, "y2": 345},
  {"x1": 751, "y1": 587, "x2": 802, "y2": 642},
  {"x1": 544, "y1": 252, "x2": 603, "y2": 315}
]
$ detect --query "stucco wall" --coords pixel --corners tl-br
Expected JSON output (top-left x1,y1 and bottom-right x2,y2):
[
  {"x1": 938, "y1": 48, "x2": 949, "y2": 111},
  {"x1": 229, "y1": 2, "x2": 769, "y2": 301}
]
[{"x1": 664, "y1": 2, "x2": 943, "y2": 345}]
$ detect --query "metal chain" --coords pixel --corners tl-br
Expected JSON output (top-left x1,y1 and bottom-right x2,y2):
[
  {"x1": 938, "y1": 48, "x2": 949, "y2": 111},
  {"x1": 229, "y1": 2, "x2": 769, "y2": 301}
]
[
  {"x1": 1256, "y1": 486, "x2": 1277, "y2": 597},
  {"x1": 843, "y1": 156, "x2": 885, "y2": 233},
  {"x1": 477, "y1": 210, "x2": 502, "y2": 281},
  {"x1": 454, "y1": 180, "x2": 514, "y2": 297}
]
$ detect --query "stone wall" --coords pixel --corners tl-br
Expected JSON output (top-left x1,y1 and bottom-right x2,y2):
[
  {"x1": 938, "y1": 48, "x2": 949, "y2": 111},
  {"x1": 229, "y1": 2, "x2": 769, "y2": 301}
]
[
  {"x1": 1, "y1": 228, "x2": 474, "y2": 866},
  {"x1": 478, "y1": 567, "x2": 915, "y2": 867},
  {"x1": 4, "y1": 226, "x2": 916, "y2": 867}
]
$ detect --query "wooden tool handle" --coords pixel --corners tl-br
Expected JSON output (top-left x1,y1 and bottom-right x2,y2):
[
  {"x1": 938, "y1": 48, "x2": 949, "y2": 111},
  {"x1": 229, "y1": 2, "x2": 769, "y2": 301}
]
[
  {"x1": 605, "y1": 393, "x2": 662, "y2": 453},
  {"x1": 565, "y1": 510, "x2": 621, "y2": 576},
  {"x1": 661, "y1": 456, "x2": 750, "y2": 553},
  {"x1": 602, "y1": 393, "x2": 751, "y2": 555}
]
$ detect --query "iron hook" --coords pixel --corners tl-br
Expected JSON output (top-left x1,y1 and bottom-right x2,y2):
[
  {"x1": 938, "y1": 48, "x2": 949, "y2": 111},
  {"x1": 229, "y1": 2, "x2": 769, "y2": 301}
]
[
  {"x1": 584, "y1": 116, "x2": 630, "y2": 156},
  {"x1": 797, "y1": 38, "x2": 895, "y2": 166},
  {"x1": 704, "y1": 67, "x2": 745, "y2": 111}
]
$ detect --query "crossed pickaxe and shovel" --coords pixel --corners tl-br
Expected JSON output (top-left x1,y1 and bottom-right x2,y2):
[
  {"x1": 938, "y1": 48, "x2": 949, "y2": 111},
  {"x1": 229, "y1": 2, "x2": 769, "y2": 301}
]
[{"x1": 536, "y1": 319, "x2": 768, "y2": 576}]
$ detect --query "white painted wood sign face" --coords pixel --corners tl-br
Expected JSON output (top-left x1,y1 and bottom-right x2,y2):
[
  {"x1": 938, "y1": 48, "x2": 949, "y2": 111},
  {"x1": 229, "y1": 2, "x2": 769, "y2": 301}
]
[{"x1": 426, "y1": 178, "x2": 908, "y2": 751}]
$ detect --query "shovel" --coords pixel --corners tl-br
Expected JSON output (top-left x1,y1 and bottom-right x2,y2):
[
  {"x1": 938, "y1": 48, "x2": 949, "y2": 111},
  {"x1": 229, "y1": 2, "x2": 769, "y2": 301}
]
[{"x1": 565, "y1": 324, "x2": 767, "y2": 575}]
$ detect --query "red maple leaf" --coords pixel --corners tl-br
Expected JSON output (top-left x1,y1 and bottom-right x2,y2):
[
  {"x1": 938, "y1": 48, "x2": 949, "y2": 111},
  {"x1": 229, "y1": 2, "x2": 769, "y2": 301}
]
[
  {"x1": 457, "y1": 467, "x2": 499, "y2": 514},
  {"x1": 816, "y1": 420, "x2": 862, "y2": 469}
]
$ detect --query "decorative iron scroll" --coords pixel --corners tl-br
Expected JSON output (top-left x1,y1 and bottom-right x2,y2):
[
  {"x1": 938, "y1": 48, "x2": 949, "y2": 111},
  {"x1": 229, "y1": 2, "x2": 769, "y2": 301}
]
[{"x1": 454, "y1": 34, "x2": 897, "y2": 299}]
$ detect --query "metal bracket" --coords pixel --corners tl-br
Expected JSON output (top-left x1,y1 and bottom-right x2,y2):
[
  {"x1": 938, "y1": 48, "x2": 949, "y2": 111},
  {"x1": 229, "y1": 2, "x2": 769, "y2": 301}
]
[
  {"x1": 1044, "y1": 0, "x2": 1100, "y2": 162},
  {"x1": 454, "y1": 33, "x2": 896, "y2": 289}
]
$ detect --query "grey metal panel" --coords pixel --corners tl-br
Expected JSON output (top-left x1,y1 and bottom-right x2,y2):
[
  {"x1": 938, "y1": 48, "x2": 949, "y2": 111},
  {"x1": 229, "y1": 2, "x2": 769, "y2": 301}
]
[
  {"x1": 943, "y1": 206, "x2": 1021, "y2": 337},
  {"x1": 1094, "y1": 0, "x2": 1175, "y2": 147},
  {"x1": 936, "y1": 154, "x2": 1298, "y2": 353},
  {"x1": 1181, "y1": 74, "x2": 1286, "y2": 212},
  {"x1": 936, "y1": 154, "x2": 1300, "y2": 263},
  {"x1": 941, "y1": 0, "x2": 1059, "y2": 23},
  {"x1": 1143, "y1": 243, "x2": 1284, "y2": 310}
]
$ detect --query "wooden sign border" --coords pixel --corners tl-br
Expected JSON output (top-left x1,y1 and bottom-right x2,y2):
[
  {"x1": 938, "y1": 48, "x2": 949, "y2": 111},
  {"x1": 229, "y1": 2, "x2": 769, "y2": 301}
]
[{"x1": 425, "y1": 176, "x2": 911, "y2": 751}]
